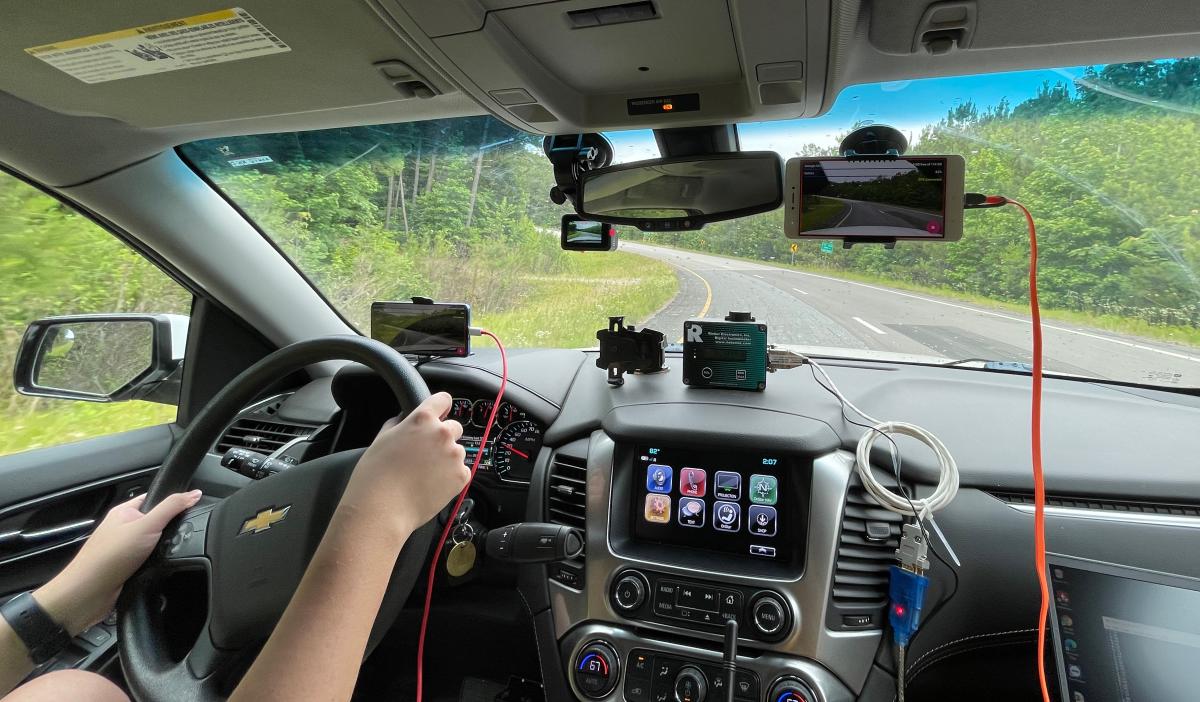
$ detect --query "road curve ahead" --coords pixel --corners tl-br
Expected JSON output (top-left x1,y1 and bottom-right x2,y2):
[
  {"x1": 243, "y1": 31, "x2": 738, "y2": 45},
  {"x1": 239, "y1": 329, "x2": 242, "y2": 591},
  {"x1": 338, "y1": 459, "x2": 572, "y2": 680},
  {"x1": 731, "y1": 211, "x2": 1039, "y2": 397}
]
[{"x1": 624, "y1": 241, "x2": 1200, "y2": 388}]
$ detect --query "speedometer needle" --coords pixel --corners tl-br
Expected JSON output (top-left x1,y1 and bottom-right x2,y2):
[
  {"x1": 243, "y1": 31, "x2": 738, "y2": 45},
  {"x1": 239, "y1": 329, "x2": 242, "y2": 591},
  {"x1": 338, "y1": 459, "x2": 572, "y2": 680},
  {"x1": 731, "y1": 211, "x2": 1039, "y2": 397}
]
[{"x1": 504, "y1": 444, "x2": 530, "y2": 459}]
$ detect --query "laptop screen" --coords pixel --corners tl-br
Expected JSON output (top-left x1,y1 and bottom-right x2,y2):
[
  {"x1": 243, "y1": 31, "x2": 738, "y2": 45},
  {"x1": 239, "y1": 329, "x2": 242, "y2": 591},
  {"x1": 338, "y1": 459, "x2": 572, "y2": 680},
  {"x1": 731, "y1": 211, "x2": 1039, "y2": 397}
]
[{"x1": 1048, "y1": 557, "x2": 1200, "y2": 702}]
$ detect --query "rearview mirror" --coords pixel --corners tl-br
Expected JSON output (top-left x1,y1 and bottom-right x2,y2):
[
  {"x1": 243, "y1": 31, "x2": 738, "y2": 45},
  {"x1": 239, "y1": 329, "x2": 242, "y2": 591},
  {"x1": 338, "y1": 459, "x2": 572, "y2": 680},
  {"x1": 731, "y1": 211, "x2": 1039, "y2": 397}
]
[
  {"x1": 13, "y1": 314, "x2": 188, "y2": 403},
  {"x1": 561, "y1": 215, "x2": 618, "y2": 251},
  {"x1": 576, "y1": 152, "x2": 783, "y2": 231}
]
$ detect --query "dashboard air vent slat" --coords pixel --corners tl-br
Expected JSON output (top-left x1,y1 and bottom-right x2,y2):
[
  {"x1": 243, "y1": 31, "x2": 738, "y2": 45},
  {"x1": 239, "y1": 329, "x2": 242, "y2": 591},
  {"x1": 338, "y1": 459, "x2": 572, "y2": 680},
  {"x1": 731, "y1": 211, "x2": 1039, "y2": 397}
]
[
  {"x1": 216, "y1": 419, "x2": 317, "y2": 455},
  {"x1": 830, "y1": 476, "x2": 905, "y2": 622},
  {"x1": 991, "y1": 491, "x2": 1200, "y2": 517},
  {"x1": 547, "y1": 454, "x2": 587, "y2": 531}
]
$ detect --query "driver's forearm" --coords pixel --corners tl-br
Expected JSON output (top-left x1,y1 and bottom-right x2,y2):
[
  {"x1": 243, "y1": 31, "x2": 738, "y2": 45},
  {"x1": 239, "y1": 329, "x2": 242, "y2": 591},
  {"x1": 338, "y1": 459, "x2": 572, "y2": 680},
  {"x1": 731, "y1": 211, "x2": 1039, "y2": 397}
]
[{"x1": 228, "y1": 505, "x2": 411, "y2": 702}]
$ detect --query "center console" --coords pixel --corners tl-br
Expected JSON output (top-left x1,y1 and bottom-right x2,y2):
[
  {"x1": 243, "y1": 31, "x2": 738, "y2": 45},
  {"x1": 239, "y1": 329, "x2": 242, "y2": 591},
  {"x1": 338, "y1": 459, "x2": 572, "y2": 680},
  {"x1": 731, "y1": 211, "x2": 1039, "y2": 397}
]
[{"x1": 545, "y1": 431, "x2": 880, "y2": 702}]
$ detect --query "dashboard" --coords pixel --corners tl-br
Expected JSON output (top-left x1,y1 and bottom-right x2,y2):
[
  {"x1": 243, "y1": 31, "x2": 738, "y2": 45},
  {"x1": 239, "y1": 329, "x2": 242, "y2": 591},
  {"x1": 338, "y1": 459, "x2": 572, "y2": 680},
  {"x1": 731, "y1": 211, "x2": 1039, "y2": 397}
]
[
  {"x1": 448, "y1": 396, "x2": 542, "y2": 484},
  {"x1": 207, "y1": 347, "x2": 1200, "y2": 702}
]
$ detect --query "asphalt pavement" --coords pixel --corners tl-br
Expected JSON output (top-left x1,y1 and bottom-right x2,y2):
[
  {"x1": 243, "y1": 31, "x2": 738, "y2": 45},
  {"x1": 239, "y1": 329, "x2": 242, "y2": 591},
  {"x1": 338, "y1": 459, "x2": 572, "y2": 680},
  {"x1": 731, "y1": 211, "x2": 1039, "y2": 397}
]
[{"x1": 623, "y1": 241, "x2": 1200, "y2": 388}]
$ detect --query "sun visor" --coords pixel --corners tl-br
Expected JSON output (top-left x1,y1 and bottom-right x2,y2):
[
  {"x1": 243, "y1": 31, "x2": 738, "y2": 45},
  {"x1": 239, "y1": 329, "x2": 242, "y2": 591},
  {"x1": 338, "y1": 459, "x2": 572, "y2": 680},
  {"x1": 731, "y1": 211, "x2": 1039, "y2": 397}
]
[{"x1": 0, "y1": 1, "x2": 460, "y2": 128}]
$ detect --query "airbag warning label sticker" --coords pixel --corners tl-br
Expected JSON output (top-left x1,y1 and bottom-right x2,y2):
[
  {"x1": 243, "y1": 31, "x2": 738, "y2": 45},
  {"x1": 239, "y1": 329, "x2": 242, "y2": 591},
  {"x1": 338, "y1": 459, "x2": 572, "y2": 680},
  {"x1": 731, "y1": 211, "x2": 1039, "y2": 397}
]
[{"x1": 24, "y1": 8, "x2": 289, "y2": 84}]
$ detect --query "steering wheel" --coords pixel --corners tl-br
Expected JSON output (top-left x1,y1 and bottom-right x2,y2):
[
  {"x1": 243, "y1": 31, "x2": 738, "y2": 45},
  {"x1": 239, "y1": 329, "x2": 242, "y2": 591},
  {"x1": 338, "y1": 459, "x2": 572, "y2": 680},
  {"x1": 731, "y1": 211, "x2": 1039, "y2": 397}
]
[{"x1": 118, "y1": 335, "x2": 433, "y2": 702}]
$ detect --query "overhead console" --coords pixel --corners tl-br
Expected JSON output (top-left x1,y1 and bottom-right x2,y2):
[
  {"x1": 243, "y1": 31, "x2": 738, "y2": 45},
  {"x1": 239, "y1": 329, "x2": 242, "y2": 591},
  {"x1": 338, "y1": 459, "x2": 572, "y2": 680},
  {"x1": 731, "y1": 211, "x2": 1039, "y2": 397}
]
[{"x1": 372, "y1": 0, "x2": 829, "y2": 133}]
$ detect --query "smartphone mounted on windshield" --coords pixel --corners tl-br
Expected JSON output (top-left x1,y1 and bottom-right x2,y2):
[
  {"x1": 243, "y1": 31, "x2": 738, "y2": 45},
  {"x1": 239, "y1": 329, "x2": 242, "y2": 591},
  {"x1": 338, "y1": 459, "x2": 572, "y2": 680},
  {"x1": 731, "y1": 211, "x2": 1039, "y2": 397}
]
[{"x1": 784, "y1": 155, "x2": 965, "y2": 242}]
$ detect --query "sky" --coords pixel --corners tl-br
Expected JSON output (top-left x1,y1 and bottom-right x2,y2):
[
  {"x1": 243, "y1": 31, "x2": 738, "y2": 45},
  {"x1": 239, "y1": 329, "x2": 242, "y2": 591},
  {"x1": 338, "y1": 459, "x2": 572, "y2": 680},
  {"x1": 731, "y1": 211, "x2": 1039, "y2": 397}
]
[{"x1": 606, "y1": 66, "x2": 1086, "y2": 162}]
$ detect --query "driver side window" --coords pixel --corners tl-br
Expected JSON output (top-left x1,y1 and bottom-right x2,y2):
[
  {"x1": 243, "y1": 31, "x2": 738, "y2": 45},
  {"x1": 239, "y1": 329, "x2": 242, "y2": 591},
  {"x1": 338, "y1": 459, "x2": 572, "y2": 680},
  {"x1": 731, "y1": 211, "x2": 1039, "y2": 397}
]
[{"x1": 0, "y1": 171, "x2": 192, "y2": 456}]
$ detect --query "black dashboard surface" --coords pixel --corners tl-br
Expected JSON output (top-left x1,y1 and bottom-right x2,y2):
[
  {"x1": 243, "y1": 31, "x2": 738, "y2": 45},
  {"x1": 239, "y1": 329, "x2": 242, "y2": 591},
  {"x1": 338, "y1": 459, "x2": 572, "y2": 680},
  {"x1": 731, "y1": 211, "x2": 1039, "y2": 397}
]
[{"x1": 409, "y1": 348, "x2": 1200, "y2": 503}]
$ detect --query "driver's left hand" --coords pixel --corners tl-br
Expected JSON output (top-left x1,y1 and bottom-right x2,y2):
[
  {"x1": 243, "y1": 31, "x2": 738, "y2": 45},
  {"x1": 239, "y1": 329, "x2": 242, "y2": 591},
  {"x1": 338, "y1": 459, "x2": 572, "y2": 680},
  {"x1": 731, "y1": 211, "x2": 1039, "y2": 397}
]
[{"x1": 33, "y1": 490, "x2": 202, "y2": 636}]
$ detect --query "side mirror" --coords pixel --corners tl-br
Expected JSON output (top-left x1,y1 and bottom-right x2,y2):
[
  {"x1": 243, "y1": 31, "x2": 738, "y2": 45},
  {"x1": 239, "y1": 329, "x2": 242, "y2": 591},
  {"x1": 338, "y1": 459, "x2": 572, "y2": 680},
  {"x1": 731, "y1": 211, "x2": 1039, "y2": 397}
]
[
  {"x1": 13, "y1": 314, "x2": 188, "y2": 404},
  {"x1": 561, "y1": 215, "x2": 618, "y2": 251}
]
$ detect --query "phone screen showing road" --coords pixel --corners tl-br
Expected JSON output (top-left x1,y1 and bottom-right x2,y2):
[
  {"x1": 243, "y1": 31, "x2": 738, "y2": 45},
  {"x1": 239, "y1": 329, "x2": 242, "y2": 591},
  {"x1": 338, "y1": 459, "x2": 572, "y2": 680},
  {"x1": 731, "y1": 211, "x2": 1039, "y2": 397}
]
[
  {"x1": 370, "y1": 302, "x2": 470, "y2": 357},
  {"x1": 800, "y1": 157, "x2": 947, "y2": 237}
]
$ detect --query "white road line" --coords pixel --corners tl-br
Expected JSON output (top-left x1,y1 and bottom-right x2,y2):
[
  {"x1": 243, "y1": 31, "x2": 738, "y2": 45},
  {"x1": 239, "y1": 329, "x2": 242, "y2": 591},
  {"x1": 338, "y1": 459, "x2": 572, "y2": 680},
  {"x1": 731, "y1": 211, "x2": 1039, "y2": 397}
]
[
  {"x1": 853, "y1": 317, "x2": 888, "y2": 335},
  {"x1": 753, "y1": 274, "x2": 764, "y2": 279},
  {"x1": 792, "y1": 269, "x2": 1200, "y2": 364},
  {"x1": 792, "y1": 288, "x2": 809, "y2": 295},
  {"x1": 833, "y1": 204, "x2": 855, "y2": 228}
]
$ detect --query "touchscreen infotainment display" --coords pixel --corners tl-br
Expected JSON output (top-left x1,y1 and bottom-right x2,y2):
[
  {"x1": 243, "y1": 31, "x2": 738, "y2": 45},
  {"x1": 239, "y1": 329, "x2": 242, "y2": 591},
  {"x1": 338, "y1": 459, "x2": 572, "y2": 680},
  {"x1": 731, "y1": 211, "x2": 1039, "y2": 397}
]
[{"x1": 631, "y1": 445, "x2": 794, "y2": 561}]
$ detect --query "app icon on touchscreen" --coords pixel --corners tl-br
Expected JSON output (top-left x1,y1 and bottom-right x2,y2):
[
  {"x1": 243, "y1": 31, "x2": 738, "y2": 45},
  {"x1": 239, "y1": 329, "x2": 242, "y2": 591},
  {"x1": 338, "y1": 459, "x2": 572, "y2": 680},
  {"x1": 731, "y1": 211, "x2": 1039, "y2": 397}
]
[
  {"x1": 678, "y1": 497, "x2": 705, "y2": 527},
  {"x1": 748, "y1": 505, "x2": 777, "y2": 536},
  {"x1": 644, "y1": 494, "x2": 671, "y2": 523},
  {"x1": 713, "y1": 501, "x2": 741, "y2": 532},
  {"x1": 679, "y1": 468, "x2": 706, "y2": 497},
  {"x1": 714, "y1": 471, "x2": 740, "y2": 500},
  {"x1": 749, "y1": 475, "x2": 778, "y2": 505},
  {"x1": 646, "y1": 465, "x2": 672, "y2": 494}
]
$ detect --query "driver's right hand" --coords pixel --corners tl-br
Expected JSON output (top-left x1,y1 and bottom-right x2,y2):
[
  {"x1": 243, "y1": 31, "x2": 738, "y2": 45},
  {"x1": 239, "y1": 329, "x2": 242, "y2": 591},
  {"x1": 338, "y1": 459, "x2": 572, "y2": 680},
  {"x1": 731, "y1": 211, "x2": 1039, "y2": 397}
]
[{"x1": 337, "y1": 392, "x2": 468, "y2": 545}]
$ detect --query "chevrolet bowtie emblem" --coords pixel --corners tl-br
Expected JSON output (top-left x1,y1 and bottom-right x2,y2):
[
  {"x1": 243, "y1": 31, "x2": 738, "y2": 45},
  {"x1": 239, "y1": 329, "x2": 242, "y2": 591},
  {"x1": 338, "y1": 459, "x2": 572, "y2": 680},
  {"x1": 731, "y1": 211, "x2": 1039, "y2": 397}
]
[{"x1": 239, "y1": 505, "x2": 291, "y2": 535}]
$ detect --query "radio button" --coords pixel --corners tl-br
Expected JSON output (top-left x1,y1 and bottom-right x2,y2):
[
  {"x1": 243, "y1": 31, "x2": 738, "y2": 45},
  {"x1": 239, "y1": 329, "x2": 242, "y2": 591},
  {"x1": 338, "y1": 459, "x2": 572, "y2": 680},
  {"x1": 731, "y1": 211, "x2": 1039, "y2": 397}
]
[
  {"x1": 750, "y1": 593, "x2": 788, "y2": 638},
  {"x1": 613, "y1": 572, "x2": 648, "y2": 612}
]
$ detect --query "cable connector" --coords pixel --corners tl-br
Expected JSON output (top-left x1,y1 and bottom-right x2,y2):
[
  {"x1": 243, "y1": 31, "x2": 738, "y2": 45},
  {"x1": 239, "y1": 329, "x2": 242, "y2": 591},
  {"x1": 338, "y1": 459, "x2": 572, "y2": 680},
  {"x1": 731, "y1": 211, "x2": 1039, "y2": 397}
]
[
  {"x1": 963, "y1": 193, "x2": 1009, "y2": 209},
  {"x1": 896, "y1": 522, "x2": 930, "y2": 572},
  {"x1": 468, "y1": 327, "x2": 484, "y2": 337},
  {"x1": 888, "y1": 564, "x2": 929, "y2": 647}
]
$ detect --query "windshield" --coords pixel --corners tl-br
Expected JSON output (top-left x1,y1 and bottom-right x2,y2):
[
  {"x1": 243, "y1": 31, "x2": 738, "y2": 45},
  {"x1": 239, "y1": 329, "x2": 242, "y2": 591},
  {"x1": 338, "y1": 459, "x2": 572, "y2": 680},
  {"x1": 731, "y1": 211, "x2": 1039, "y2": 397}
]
[{"x1": 180, "y1": 57, "x2": 1200, "y2": 389}]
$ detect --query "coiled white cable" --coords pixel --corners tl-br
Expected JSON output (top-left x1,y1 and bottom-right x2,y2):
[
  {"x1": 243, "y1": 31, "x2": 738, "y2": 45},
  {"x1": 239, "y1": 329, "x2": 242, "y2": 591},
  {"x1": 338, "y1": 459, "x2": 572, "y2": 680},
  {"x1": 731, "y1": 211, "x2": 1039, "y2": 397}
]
[{"x1": 807, "y1": 357, "x2": 959, "y2": 521}]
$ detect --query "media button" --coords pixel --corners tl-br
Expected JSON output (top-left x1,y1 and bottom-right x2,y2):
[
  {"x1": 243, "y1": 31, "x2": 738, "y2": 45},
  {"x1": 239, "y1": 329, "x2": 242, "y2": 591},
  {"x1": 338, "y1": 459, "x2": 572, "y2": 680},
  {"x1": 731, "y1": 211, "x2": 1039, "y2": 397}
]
[
  {"x1": 748, "y1": 505, "x2": 778, "y2": 536},
  {"x1": 749, "y1": 474, "x2": 778, "y2": 505},
  {"x1": 677, "y1": 497, "x2": 705, "y2": 528},
  {"x1": 713, "y1": 501, "x2": 741, "y2": 532},
  {"x1": 714, "y1": 471, "x2": 741, "y2": 500},
  {"x1": 749, "y1": 544, "x2": 777, "y2": 558},
  {"x1": 644, "y1": 494, "x2": 671, "y2": 523},
  {"x1": 646, "y1": 465, "x2": 672, "y2": 493},
  {"x1": 679, "y1": 467, "x2": 707, "y2": 497}
]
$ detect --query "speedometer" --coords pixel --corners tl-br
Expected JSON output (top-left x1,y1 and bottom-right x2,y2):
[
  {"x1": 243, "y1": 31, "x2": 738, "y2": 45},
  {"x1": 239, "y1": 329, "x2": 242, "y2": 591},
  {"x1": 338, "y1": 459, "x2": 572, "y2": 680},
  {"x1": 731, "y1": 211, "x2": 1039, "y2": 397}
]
[{"x1": 491, "y1": 420, "x2": 541, "y2": 483}]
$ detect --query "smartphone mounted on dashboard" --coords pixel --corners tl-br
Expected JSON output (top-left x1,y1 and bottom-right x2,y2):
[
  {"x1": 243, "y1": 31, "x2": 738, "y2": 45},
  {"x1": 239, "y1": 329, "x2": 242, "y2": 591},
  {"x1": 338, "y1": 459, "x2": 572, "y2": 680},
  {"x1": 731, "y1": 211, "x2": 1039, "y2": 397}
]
[{"x1": 370, "y1": 300, "x2": 471, "y2": 358}]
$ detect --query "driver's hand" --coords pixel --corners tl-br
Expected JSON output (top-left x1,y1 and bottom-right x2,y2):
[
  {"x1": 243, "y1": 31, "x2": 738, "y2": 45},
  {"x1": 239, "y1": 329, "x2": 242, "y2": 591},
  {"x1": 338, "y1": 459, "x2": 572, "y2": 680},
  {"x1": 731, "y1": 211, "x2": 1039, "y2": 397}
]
[
  {"x1": 33, "y1": 490, "x2": 202, "y2": 636},
  {"x1": 339, "y1": 392, "x2": 468, "y2": 544}
]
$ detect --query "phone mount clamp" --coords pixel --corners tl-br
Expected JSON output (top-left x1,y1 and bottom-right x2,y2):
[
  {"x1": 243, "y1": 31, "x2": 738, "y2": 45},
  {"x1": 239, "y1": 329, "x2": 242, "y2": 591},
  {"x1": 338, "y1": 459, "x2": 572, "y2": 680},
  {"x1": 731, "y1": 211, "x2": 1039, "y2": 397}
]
[
  {"x1": 543, "y1": 134, "x2": 614, "y2": 209},
  {"x1": 595, "y1": 316, "x2": 667, "y2": 387},
  {"x1": 837, "y1": 125, "x2": 910, "y2": 249}
]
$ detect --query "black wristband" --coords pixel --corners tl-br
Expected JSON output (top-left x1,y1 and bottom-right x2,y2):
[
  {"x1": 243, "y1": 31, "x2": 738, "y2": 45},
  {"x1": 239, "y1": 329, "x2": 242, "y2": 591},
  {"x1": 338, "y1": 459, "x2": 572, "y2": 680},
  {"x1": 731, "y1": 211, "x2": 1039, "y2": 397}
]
[{"x1": 0, "y1": 592, "x2": 73, "y2": 665}]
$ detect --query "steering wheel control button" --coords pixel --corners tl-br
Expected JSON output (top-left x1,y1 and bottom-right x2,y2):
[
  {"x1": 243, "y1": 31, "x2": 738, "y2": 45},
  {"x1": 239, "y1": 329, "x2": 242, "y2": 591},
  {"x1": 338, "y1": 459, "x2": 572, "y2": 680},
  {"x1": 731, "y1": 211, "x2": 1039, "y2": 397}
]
[
  {"x1": 162, "y1": 509, "x2": 209, "y2": 558},
  {"x1": 768, "y1": 677, "x2": 816, "y2": 702},
  {"x1": 573, "y1": 641, "x2": 619, "y2": 699},
  {"x1": 749, "y1": 593, "x2": 789, "y2": 639},
  {"x1": 673, "y1": 666, "x2": 707, "y2": 702},
  {"x1": 613, "y1": 571, "x2": 649, "y2": 612}
]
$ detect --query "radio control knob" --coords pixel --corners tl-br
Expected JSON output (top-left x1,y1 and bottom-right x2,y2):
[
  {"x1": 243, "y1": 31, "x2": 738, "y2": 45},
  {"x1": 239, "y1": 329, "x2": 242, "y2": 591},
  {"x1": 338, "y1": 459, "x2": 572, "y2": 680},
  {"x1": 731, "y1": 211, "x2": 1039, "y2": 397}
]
[
  {"x1": 674, "y1": 665, "x2": 708, "y2": 702},
  {"x1": 749, "y1": 593, "x2": 789, "y2": 638},
  {"x1": 612, "y1": 571, "x2": 648, "y2": 612},
  {"x1": 768, "y1": 677, "x2": 816, "y2": 702}
]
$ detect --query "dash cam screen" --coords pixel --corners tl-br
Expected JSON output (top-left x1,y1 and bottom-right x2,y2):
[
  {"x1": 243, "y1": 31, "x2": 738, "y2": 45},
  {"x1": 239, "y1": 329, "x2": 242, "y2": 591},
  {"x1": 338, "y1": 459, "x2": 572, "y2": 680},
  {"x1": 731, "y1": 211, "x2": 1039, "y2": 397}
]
[
  {"x1": 631, "y1": 445, "x2": 797, "y2": 561},
  {"x1": 370, "y1": 302, "x2": 470, "y2": 358},
  {"x1": 799, "y1": 157, "x2": 948, "y2": 237}
]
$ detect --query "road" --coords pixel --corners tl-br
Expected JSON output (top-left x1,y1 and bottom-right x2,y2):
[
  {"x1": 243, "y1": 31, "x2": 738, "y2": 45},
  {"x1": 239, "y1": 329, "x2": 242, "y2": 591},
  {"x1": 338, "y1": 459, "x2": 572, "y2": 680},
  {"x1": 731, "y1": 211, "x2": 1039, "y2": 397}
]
[
  {"x1": 820, "y1": 196, "x2": 943, "y2": 233},
  {"x1": 623, "y1": 241, "x2": 1200, "y2": 387}
]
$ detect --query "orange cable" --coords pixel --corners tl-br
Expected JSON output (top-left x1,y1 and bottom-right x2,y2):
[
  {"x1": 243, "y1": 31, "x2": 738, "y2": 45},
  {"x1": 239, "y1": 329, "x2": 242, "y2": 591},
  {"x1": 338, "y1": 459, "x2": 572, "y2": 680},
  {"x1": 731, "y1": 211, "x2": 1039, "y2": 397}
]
[{"x1": 1008, "y1": 199, "x2": 1051, "y2": 702}]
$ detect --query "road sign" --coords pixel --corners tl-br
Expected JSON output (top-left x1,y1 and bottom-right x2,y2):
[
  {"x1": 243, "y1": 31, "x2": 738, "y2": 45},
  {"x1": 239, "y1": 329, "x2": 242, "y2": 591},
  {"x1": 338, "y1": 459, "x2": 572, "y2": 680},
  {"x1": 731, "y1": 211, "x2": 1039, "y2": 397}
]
[
  {"x1": 790, "y1": 243, "x2": 798, "y2": 253},
  {"x1": 820, "y1": 241, "x2": 834, "y2": 254}
]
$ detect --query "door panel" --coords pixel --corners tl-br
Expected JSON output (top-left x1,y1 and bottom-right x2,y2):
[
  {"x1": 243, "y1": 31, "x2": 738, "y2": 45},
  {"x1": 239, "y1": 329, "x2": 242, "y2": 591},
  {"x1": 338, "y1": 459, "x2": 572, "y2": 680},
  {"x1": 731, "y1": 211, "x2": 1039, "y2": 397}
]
[{"x1": 0, "y1": 424, "x2": 172, "y2": 596}]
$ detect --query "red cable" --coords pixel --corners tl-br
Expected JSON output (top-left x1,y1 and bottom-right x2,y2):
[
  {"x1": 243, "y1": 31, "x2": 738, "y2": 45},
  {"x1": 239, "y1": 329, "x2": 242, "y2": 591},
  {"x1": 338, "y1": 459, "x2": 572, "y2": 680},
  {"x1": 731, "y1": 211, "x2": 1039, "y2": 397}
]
[
  {"x1": 1006, "y1": 199, "x2": 1051, "y2": 702},
  {"x1": 415, "y1": 330, "x2": 507, "y2": 702}
]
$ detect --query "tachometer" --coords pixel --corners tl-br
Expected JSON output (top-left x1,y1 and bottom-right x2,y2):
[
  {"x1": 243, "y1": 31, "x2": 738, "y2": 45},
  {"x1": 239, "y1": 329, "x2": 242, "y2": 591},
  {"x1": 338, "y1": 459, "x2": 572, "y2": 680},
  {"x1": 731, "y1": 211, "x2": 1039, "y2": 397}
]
[{"x1": 491, "y1": 420, "x2": 541, "y2": 483}]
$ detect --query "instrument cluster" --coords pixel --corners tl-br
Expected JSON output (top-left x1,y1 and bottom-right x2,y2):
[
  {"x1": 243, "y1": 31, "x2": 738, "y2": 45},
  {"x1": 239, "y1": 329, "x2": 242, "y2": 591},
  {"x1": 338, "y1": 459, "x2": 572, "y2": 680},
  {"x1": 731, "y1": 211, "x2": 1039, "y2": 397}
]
[{"x1": 450, "y1": 397, "x2": 543, "y2": 484}]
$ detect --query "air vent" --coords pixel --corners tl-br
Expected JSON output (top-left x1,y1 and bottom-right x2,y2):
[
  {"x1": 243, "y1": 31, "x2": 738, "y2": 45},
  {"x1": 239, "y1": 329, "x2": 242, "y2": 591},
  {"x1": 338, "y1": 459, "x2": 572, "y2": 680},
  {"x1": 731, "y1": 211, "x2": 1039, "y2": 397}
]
[
  {"x1": 829, "y1": 474, "x2": 905, "y2": 628},
  {"x1": 216, "y1": 419, "x2": 316, "y2": 455},
  {"x1": 547, "y1": 454, "x2": 587, "y2": 530},
  {"x1": 991, "y1": 492, "x2": 1200, "y2": 518}
]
